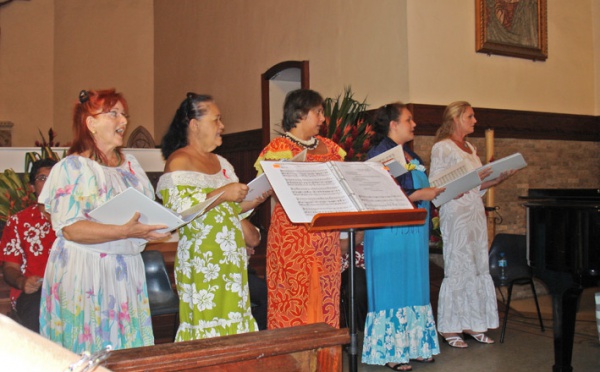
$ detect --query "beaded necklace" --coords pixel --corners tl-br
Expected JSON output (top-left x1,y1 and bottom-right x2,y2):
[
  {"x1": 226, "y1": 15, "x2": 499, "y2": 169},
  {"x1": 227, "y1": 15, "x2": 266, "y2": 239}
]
[{"x1": 284, "y1": 131, "x2": 319, "y2": 150}]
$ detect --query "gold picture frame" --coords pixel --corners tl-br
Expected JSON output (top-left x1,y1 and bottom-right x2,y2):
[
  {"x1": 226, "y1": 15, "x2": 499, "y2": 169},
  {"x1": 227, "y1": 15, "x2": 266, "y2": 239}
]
[{"x1": 476, "y1": 0, "x2": 548, "y2": 61}]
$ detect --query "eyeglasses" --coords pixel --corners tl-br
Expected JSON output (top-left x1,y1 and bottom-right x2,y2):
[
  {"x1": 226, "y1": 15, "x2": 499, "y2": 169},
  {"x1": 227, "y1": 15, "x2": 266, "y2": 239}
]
[
  {"x1": 93, "y1": 110, "x2": 129, "y2": 119},
  {"x1": 34, "y1": 175, "x2": 48, "y2": 182}
]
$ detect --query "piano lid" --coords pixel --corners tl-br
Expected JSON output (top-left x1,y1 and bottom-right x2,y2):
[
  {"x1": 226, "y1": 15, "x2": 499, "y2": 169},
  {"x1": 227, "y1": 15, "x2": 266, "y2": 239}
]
[{"x1": 520, "y1": 188, "x2": 600, "y2": 201}]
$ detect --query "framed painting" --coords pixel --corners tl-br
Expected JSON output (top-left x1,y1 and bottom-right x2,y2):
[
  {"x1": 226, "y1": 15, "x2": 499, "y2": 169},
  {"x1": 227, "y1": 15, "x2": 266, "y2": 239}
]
[{"x1": 476, "y1": 0, "x2": 547, "y2": 61}]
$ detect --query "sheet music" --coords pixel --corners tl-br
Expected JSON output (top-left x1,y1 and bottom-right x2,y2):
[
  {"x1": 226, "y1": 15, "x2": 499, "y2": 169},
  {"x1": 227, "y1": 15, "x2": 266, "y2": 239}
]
[
  {"x1": 89, "y1": 188, "x2": 222, "y2": 244},
  {"x1": 261, "y1": 161, "x2": 414, "y2": 223},
  {"x1": 367, "y1": 145, "x2": 408, "y2": 178},
  {"x1": 430, "y1": 153, "x2": 527, "y2": 207},
  {"x1": 429, "y1": 160, "x2": 469, "y2": 188},
  {"x1": 243, "y1": 149, "x2": 307, "y2": 202},
  {"x1": 331, "y1": 162, "x2": 414, "y2": 211},
  {"x1": 244, "y1": 173, "x2": 271, "y2": 202},
  {"x1": 477, "y1": 152, "x2": 527, "y2": 181},
  {"x1": 431, "y1": 171, "x2": 482, "y2": 207},
  {"x1": 178, "y1": 192, "x2": 223, "y2": 223},
  {"x1": 279, "y1": 163, "x2": 357, "y2": 217},
  {"x1": 368, "y1": 144, "x2": 407, "y2": 166}
]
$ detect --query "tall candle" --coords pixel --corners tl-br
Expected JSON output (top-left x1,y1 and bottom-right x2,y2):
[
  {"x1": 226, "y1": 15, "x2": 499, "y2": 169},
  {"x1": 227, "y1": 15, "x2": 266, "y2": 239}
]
[
  {"x1": 485, "y1": 128, "x2": 494, "y2": 164},
  {"x1": 485, "y1": 129, "x2": 495, "y2": 207}
]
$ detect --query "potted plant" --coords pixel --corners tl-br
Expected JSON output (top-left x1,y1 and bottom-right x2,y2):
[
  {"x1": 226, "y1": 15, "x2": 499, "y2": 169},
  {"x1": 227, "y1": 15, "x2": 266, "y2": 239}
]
[{"x1": 320, "y1": 87, "x2": 374, "y2": 161}]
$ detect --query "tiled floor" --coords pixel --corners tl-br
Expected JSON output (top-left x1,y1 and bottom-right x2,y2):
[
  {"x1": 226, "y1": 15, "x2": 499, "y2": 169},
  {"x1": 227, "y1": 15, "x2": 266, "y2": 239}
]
[{"x1": 343, "y1": 260, "x2": 600, "y2": 372}]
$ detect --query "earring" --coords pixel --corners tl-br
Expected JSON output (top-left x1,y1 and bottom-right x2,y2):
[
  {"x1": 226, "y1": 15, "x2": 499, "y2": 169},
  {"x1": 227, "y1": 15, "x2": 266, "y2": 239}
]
[{"x1": 91, "y1": 129, "x2": 96, "y2": 134}]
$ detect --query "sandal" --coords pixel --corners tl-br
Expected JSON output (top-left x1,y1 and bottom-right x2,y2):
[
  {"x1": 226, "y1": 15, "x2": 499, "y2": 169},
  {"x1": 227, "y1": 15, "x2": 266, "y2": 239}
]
[
  {"x1": 440, "y1": 333, "x2": 468, "y2": 348},
  {"x1": 411, "y1": 357, "x2": 435, "y2": 363},
  {"x1": 385, "y1": 363, "x2": 413, "y2": 371},
  {"x1": 465, "y1": 332, "x2": 495, "y2": 344}
]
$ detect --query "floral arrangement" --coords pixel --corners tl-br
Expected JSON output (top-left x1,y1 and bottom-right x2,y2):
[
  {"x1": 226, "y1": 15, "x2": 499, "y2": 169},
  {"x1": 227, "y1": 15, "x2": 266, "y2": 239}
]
[
  {"x1": 34, "y1": 128, "x2": 61, "y2": 148},
  {"x1": 25, "y1": 129, "x2": 62, "y2": 172},
  {"x1": 320, "y1": 87, "x2": 375, "y2": 161}
]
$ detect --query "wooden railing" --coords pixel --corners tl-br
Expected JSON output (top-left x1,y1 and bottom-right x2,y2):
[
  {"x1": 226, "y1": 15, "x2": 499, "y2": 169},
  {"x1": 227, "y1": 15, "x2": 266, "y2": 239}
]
[{"x1": 105, "y1": 323, "x2": 348, "y2": 372}]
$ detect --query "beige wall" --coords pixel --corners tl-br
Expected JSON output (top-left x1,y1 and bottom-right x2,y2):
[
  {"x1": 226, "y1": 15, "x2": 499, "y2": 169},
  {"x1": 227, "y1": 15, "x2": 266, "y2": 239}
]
[
  {"x1": 593, "y1": 0, "x2": 600, "y2": 114},
  {"x1": 0, "y1": 0, "x2": 154, "y2": 147},
  {"x1": 406, "y1": 0, "x2": 597, "y2": 114},
  {"x1": 0, "y1": 0, "x2": 54, "y2": 146},
  {"x1": 153, "y1": 0, "x2": 410, "y2": 139},
  {"x1": 53, "y1": 0, "x2": 154, "y2": 148},
  {"x1": 0, "y1": 0, "x2": 598, "y2": 145}
]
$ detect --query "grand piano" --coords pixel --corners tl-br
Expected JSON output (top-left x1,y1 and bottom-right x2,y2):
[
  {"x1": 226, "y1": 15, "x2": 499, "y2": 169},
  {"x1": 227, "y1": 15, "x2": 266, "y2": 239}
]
[{"x1": 521, "y1": 188, "x2": 600, "y2": 372}]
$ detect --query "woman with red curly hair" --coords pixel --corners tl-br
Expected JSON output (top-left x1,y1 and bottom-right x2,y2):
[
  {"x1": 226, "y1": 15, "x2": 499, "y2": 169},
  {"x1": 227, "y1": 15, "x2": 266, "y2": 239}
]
[{"x1": 38, "y1": 89, "x2": 170, "y2": 353}]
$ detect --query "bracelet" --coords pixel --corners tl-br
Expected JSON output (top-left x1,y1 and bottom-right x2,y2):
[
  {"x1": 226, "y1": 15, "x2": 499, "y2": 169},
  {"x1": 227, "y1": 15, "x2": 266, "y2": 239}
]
[{"x1": 64, "y1": 345, "x2": 112, "y2": 372}]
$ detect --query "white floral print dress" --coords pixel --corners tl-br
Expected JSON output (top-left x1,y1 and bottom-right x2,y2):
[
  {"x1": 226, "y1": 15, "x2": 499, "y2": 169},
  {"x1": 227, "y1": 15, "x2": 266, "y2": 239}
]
[
  {"x1": 38, "y1": 154, "x2": 154, "y2": 354},
  {"x1": 156, "y1": 155, "x2": 257, "y2": 341}
]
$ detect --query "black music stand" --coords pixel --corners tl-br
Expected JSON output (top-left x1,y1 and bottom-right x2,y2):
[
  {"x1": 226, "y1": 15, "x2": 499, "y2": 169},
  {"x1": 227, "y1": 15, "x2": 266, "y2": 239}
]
[{"x1": 308, "y1": 209, "x2": 427, "y2": 372}]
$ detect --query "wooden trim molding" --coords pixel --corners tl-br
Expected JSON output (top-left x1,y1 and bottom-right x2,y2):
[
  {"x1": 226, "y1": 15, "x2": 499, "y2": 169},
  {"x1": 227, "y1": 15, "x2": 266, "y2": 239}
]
[
  {"x1": 216, "y1": 128, "x2": 263, "y2": 155},
  {"x1": 407, "y1": 104, "x2": 600, "y2": 141}
]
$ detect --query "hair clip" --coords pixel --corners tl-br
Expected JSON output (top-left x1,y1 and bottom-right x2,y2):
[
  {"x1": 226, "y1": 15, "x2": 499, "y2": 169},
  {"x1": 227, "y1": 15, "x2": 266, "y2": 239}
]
[{"x1": 79, "y1": 90, "x2": 90, "y2": 104}]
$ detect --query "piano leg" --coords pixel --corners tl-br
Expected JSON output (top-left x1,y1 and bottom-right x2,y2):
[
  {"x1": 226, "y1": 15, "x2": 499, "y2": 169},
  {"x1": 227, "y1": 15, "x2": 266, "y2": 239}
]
[{"x1": 551, "y1": 285, "x2": 583, "y2": 372}]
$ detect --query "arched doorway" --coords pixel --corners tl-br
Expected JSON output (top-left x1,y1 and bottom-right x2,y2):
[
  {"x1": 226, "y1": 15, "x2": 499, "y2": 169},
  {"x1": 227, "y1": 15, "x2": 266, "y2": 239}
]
[
  {"x1": 256, "y1": 61, "x2": 310, "y2": 267},
  {"x1": 260, "y1": 61, "x2": 310, "y2": 147}
]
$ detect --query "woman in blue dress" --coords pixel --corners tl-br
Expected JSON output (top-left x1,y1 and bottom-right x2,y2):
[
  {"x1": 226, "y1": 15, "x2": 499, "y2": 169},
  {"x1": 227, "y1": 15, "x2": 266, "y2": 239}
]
[{"x1": 362, "y1": 102, "x2": 444, "y2": 371}]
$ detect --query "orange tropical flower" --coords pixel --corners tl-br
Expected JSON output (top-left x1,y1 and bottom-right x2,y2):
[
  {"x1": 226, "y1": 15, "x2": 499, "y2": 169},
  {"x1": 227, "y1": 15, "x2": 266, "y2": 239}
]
[{"x1": 322, "y1": 87, "x2": 374, "y2": 161}]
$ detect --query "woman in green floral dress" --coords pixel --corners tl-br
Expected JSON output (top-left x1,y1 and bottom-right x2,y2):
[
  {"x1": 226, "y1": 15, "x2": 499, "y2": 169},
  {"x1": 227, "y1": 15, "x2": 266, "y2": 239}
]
[{"x1": 157, "y1": 93, "x2": 270, "y2": 341}]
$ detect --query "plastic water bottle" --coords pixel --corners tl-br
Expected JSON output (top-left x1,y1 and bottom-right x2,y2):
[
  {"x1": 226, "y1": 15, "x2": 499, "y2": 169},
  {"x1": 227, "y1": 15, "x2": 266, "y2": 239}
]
[{"x1": 498, "y1": 252, "x2": 508, "y2": 283}]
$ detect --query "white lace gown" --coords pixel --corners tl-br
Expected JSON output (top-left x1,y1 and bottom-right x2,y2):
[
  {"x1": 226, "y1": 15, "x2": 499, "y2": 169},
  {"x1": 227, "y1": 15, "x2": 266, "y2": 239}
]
[{"x1": 429, "y1": 139, "x2": 498, "y2": 333}]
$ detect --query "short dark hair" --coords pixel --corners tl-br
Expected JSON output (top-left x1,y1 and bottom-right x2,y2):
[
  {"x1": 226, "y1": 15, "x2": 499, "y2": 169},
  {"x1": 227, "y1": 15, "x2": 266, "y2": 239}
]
[
  {"x1": 29, "y1": 158, "x2": 57, "y2": 185},
  {"x1": 282, "y1": 89, "x2": 323, "y2": 131}
]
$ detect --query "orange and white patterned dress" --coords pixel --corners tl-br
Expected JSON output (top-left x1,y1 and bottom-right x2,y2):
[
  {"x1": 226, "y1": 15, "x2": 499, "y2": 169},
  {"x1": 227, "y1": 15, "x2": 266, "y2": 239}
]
[{"x1": 254, "y1": 136, "x2": 346, "y2": 330}]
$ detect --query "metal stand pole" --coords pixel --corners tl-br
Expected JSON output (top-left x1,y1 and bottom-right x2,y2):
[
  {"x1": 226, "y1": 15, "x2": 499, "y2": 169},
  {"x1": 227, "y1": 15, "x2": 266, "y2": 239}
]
[{"x1": 347, "y1": 228, "x2": 358, "y2": 372}]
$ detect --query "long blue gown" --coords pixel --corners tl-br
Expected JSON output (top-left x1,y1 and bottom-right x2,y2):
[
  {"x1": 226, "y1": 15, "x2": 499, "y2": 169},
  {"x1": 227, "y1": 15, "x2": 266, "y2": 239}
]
[{"x1": 362, "y1": 137, "x2": 440, "y2": 365}]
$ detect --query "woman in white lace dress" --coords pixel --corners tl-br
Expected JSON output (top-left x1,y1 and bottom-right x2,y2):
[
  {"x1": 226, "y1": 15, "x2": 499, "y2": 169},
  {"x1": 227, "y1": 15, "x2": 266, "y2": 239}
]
[{"x1": 429, "y1": 101, "x2": 515, "y2": 348}]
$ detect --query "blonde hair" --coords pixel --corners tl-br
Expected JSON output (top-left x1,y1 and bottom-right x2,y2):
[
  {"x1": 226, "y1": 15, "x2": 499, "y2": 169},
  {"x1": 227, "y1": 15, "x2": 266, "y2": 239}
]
[{"x1": 434, "y1": 101, "x2": 472, "y2": 143}]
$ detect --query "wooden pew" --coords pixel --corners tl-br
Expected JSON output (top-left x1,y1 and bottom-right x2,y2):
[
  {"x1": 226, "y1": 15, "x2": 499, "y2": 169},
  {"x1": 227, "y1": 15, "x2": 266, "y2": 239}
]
[{"x1": 105, "y1": 323, "x2": 349, "y2": 371}]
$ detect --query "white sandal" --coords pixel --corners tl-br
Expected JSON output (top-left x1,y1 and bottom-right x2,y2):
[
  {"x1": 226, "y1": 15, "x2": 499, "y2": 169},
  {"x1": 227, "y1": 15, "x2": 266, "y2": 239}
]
[
  {"x1": 465, "y1": 332, "x2": 495, "y2": 344},
  {"x1": 441, "y1": 334, "x2": 468, "y2": 348}
]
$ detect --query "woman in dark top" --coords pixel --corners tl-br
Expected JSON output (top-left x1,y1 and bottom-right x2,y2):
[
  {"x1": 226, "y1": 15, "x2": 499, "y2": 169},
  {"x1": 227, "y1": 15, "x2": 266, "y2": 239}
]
[{"x1": 361, "y1": 102, "x2": 444, "y2": 371}]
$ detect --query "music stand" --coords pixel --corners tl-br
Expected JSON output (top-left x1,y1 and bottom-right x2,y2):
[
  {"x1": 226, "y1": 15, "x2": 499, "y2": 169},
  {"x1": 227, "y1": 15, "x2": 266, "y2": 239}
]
[{"x1": 308, "y1": 208, "x2": 428, "y2": 372}]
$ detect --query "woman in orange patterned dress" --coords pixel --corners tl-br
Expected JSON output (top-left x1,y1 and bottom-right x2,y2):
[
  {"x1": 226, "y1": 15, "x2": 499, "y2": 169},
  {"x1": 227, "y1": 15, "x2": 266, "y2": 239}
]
[{"x1": 254, "y1": 89, "x2": 346, "y2": 330}]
